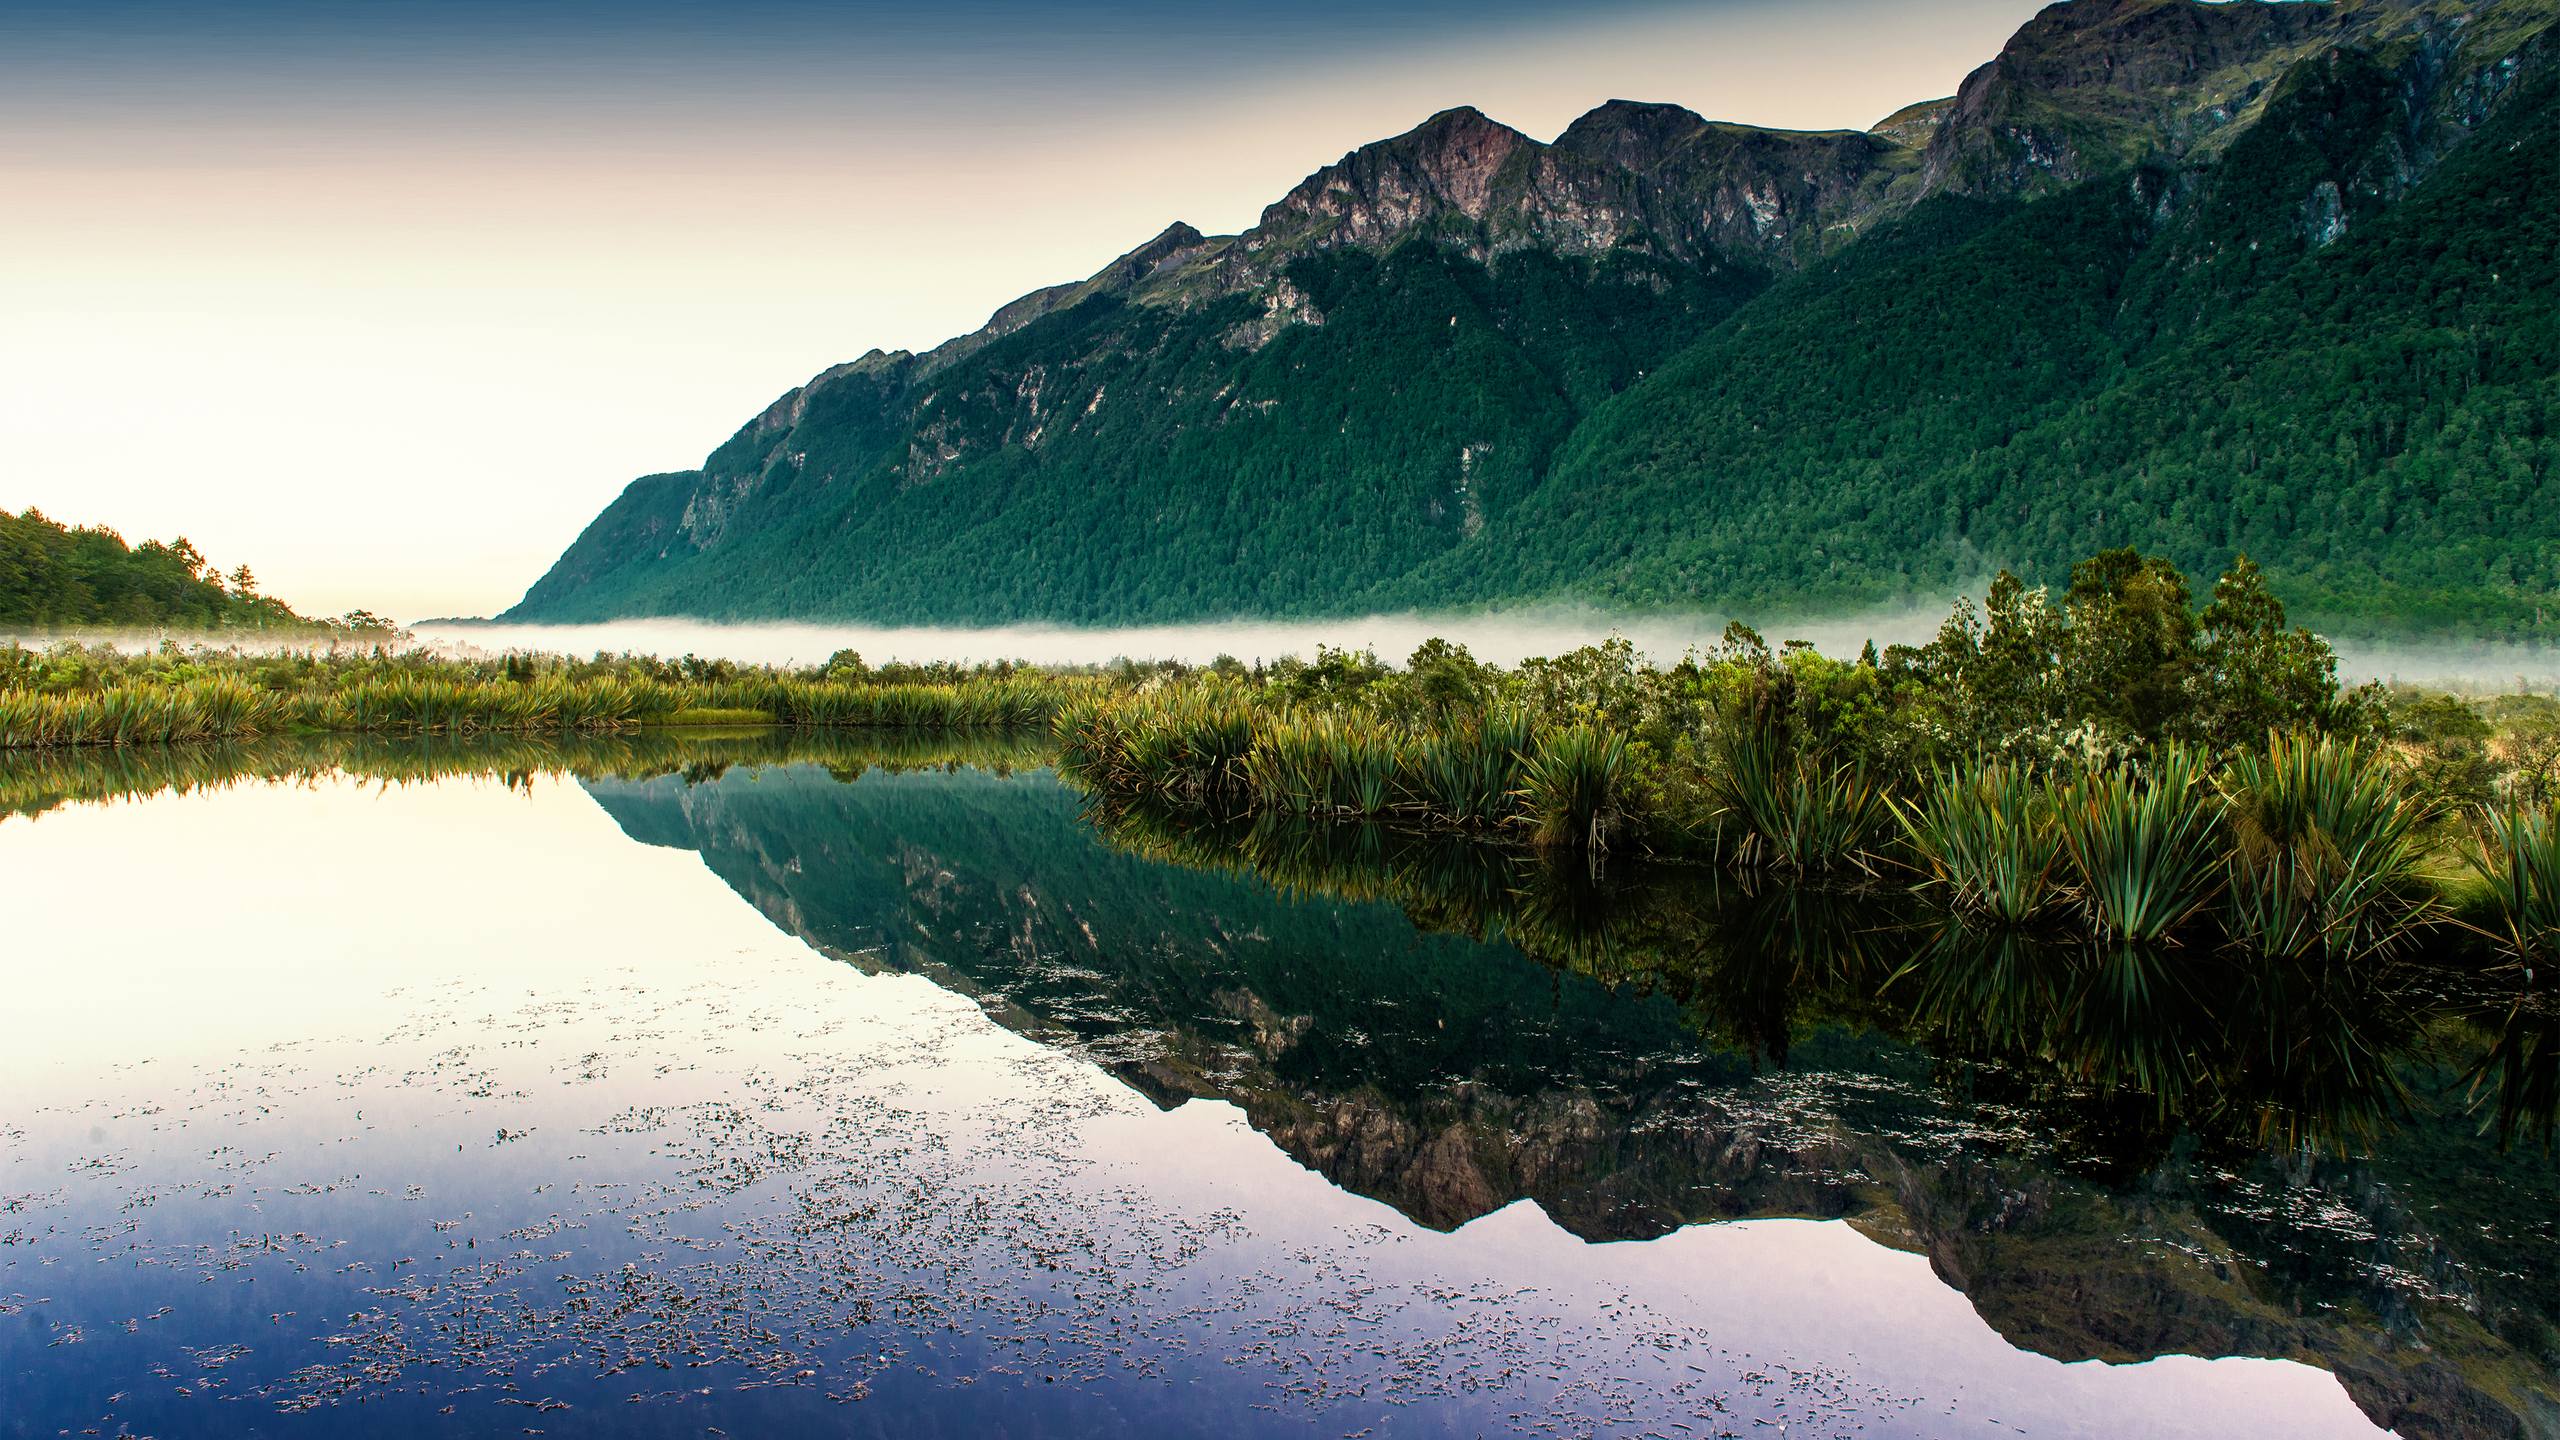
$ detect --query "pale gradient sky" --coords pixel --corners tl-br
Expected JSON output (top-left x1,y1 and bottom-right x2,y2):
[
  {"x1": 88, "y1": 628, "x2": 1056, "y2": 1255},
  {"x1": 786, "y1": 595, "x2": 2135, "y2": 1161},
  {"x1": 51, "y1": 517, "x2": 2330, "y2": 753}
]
[{"x1": 1, "y1": 0, "x2": 2048, "y2": 619}]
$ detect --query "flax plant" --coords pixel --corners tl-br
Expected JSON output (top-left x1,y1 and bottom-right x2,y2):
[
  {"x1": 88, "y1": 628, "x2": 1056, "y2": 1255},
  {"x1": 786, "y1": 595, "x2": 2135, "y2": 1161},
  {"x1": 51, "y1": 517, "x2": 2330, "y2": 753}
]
[
  {"x1": 2219, "y1": 733, "x2": 2439, "y2": 962},
  {"x1": 2057, "y1": 745, "x2": 2225, "y2": 944},
  {"x1": 1895, "y1": 762, "x2": 2066, "y2": 926}
]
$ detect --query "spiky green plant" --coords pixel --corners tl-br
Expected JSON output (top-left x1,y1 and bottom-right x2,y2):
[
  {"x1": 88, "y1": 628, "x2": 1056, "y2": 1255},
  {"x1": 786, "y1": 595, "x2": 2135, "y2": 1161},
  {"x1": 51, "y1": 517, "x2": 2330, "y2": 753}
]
[
  {"x1": 1896, "y1": 762, "x2": 2065, "y2": 925},
  {"x1": 1709, "y1": 728, "x2": 1891, "y2": 874},
  {"x1": 2469, "y1": 806, "x2": 2560, "y2": 972},
  {"x1": 2219, "y1": 733, "x2": 2438, "y2": 961},
  {"x1": 1516, "y1": 725, "x2": 1626, "y2": 850},
  {"x1": 1410, "y1": 709, "x2": 1529, "y2": 830},
  {"x1": 2058, "y1": 745, "x2": 2224, "y2": 944}
]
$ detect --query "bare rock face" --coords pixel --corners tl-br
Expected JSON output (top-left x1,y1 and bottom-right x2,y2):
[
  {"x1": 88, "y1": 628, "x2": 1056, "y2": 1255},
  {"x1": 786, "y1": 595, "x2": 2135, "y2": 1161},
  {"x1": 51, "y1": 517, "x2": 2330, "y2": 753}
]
[
  {"x1": 1232, "y1": 104, "x2": 1673, "y2": 268},
  {"x1": 1922, "y1": 0, "x2": 2358, "y2": 194},
  {"x1": 1251, "y1": 100, "x2": 1906, "y2": 268},
  {"x1": 1261, "y1": 108, "x2": 1538, "y2": 245}
]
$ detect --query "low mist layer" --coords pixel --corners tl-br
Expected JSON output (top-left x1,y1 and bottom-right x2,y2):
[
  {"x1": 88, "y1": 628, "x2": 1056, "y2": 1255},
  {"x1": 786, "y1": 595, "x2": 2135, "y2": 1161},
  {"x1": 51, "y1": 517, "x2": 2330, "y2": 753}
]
[{"x1": 410, "y1": 612, "x2": 2560, "y2": 693}]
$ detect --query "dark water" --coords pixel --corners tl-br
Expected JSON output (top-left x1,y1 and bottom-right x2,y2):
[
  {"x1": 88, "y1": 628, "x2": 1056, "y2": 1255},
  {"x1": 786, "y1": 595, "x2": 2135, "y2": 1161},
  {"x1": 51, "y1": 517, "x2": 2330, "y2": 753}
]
[{"x1": 4, "y1": 734, "x2": 2557, "y2": 1439}]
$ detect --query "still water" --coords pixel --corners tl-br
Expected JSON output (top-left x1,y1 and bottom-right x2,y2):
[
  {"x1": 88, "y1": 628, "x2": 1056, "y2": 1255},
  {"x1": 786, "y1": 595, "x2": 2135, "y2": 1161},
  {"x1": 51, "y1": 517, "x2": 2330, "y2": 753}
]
[{"x1": 4, "y1": 734, "x2": 2556, "y2": 1438}]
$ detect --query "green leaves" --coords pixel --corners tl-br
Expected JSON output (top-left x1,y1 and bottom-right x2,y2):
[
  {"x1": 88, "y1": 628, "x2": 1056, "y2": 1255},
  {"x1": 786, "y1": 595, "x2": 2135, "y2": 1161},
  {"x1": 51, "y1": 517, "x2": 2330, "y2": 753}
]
[
  {"x1": 2219, "y1": 734, "x2": 2440, "y2": 963},
  {"x1": 2470, "y1": 806, "x2": 2560, "y2": 971},
  {"x1": 1516, "y1": 725, "x2": 1626, "y2": 851},
  {"x1": 2057, "y1": 747, "x2": 2225, "y2": 945},
  {"x1": 1896, "y1": 763, "x2": 2066, "y2": 926}
]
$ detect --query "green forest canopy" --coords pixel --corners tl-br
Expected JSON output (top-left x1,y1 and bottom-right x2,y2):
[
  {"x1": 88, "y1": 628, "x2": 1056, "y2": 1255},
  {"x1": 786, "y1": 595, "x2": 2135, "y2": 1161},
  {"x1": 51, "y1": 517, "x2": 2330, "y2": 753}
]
[{"x1": 0, "y1": 508, "x2": 377, "y2": 630}]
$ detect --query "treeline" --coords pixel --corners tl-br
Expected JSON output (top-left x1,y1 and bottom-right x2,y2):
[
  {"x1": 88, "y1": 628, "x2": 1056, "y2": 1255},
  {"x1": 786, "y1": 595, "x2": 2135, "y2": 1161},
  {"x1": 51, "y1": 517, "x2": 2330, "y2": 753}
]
[{"x1": 0, "y1": 508, "x2": 383, "y2": 632}]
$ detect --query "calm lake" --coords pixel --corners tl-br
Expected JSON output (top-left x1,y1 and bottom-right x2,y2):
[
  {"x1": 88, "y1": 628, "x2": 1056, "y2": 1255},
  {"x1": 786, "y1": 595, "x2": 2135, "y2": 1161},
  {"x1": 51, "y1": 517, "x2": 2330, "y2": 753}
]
[{"x1": 5, "y1": 732, "x2": 2556, "y2": 1438}]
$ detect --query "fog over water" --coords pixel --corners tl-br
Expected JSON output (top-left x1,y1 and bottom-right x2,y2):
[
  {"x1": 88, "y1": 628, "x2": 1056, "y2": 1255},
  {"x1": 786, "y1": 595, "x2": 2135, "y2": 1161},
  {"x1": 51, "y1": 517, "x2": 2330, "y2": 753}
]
[{"x1": 412, "y1": 611, "x2": 2560, "y2": 692}]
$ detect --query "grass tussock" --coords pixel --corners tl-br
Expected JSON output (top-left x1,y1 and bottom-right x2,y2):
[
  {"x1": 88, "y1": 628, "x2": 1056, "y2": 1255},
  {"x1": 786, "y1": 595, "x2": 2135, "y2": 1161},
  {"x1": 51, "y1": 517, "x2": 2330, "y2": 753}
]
[
  {"x1": 2220, "y1": 733, "x2": 2440, "y2": 962},
  {"x1": 1896, "y1": 762, "x2": 2066, "y2": 926},
  {"x1": 2057, "y1": 746, "x2": 2225, "y2": 944},
  {"x1": 2470, "y1": 805, "x2": 2560, "y2": 971}
]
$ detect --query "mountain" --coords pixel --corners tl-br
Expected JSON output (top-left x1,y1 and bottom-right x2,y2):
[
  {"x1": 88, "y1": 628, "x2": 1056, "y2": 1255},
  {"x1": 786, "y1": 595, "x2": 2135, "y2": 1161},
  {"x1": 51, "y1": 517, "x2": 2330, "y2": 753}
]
[{"x1": 508, "y1": 0, "x2": 2560, "y2": 638}]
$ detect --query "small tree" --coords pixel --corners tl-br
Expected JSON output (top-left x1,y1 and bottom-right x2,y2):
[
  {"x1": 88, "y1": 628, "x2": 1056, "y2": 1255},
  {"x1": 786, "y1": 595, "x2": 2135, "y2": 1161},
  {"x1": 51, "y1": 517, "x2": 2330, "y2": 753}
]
[
  {"x1": 2060, "y1": 548, "x2": 2197, "y2": 746},
  {"x1": 2187, "y1": 554, "x2": 2343, "y2": 749}
]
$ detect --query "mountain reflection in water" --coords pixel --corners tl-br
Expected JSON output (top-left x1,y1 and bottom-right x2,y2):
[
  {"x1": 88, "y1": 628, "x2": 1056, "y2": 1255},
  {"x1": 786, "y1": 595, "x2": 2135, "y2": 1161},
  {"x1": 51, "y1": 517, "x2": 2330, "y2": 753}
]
[
  {"x1": 3, "y1": 731, "x2": 2555, "y2": 1439},
  {"x1": 578, "y1": 743, "x2": 2560, "y2": 1440}
]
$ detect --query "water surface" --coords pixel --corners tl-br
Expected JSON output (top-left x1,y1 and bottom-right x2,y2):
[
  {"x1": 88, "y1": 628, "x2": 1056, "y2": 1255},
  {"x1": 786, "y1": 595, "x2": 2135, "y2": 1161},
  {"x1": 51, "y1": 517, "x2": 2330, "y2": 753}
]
[{"x1": 4, "y1": 734, "x2": 2555, "y2": 1438}]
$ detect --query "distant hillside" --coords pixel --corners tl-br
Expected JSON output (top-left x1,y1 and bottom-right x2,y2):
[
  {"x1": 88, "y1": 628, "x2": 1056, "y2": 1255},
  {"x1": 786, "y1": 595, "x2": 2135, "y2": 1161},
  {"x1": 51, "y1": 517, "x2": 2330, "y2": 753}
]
[{"x1": 510, "y1": 0, "x2": 2560, "y2": 638}]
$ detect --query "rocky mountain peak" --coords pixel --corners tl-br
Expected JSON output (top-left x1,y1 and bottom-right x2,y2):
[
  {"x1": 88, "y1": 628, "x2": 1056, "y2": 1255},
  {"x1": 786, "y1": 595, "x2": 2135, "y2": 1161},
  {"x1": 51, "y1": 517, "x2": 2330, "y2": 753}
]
[
  {"x1": 1553, "y1": 99, "x2": 1713, "y2": 170},
  {"x1": 1261, "y1": 105, "x2": 1537, "y2": 240},
  {"x1": 1919, "y1": 0, "x2": 2359, "y2": 193},
  {"x1": 1097, "y1": 221, "x2": 1208, "y2": 286}
]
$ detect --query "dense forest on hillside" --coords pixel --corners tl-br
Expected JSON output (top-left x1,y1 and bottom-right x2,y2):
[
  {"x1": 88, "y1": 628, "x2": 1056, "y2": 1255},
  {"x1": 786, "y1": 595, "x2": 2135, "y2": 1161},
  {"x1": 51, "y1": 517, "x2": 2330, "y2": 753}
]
[
  {"x1": 1453, "y1": 54, "x2": 2560, "y2": 633},
  {"x1": 513, "y1": 243, "x2": 1761, "y2": 624},
  {"x1": 0, "y1": 508, "x2": 349, "y2": 630},
  {"x1": 506, "y1": 0, "x2": 2560, "y2": 640}
]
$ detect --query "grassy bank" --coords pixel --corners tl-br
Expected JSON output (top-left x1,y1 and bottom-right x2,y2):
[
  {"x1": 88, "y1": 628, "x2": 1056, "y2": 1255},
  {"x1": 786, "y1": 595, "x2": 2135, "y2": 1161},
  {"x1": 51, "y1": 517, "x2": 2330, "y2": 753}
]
[{"x1": 0, "y1": 642, "x2": 1078, "y2": 750}]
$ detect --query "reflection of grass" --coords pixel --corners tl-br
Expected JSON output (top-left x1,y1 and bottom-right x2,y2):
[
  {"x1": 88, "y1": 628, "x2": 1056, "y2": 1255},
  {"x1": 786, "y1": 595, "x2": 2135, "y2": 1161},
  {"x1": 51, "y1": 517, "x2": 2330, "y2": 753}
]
[
  {"x1": 0, "y1": 728, "x2": 1050, "y2": 821},
  {"x1": 1087, "y1": 787, "x2": 2555, "y2": 1160},
  {"x1": 657, "y1": 707, "x2": 776, "y2": 727}
]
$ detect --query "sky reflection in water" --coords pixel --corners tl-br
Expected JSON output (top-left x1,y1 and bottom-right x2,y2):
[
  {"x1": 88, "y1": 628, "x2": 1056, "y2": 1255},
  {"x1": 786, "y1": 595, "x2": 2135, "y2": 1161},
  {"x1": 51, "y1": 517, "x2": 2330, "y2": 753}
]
[{"x1": 0, "y1": 746, "x2": 2517, "y2": 1437}]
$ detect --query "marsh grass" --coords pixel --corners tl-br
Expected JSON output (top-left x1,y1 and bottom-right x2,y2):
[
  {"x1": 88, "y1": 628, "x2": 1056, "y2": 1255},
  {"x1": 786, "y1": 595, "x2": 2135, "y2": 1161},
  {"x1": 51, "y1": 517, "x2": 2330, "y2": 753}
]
[{"x1": 1, "y1": 670, "x2": 1069, "y2": 750}]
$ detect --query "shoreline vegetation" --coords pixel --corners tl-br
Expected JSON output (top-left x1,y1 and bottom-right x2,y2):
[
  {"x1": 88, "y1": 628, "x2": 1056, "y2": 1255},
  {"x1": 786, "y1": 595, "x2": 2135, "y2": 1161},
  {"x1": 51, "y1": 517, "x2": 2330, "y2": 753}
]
[
  {"x1": 0, "y1": 642, "x2": 1075, "y2": 749},
  {"x1": 1054, "y1": 551, "x2": 2560, "y2": 970},
  {"x1": 7, "y1": 547, "x2": 2557, "y2": 971},
  {"x1": 8, "y1": 723, "x2": 2548, "y2": 1154}
]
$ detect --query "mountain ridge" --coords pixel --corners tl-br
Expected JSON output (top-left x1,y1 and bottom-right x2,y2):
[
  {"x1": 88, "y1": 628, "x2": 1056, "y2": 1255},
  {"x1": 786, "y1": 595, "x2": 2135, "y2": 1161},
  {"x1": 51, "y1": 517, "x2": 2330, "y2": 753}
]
[{"x1": 508, "y1": 0, "x2": 2560, "y2": 637}]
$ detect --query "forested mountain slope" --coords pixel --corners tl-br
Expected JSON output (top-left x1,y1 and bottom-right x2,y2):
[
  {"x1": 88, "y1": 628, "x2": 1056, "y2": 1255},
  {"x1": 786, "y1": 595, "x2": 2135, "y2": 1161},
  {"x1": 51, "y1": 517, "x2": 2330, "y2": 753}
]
[{"x1": 510, "y1": 0, "x2": 2560, "y2": 637}]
